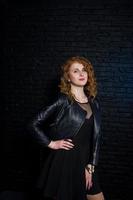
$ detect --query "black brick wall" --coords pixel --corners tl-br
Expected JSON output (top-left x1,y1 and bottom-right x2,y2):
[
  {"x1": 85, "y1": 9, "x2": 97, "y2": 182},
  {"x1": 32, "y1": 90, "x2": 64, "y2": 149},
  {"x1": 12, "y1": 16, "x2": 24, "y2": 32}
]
[{"x1": 2, "y1": 1, "x2": 133, "y2": 200}]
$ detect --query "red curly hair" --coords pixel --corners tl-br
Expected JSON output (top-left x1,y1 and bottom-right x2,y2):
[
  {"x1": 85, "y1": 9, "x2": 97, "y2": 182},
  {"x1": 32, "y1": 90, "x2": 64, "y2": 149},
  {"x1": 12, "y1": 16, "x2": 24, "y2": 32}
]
[{"x1": 58, "y1": 56, "x2": 97, "y2": 101}]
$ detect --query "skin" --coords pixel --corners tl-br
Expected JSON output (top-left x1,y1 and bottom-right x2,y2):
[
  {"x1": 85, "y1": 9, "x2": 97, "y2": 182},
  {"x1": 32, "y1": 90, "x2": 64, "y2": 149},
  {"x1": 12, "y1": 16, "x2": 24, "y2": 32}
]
[
  {"x1": 48, "y1": 62, "x2": 88, "y2": 150},
  {"x1": 48, "y1": 62, "x2": 105, "y2": 200},
  {"x1": 87, "y1": 192, "x2": 105, "y2": 200}
]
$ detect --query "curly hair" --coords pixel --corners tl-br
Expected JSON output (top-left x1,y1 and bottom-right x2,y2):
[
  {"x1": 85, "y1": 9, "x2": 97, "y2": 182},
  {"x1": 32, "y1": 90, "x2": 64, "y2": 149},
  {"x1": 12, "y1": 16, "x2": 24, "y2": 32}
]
[{"x1": 58, "y1": 56, "x2": 97, "y2": 102}]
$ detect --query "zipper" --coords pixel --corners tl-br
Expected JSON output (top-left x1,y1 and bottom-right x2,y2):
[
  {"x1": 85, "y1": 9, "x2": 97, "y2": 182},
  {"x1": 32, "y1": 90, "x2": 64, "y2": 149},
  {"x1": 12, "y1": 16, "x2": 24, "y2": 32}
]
[
  {"x1": 71, "y1": 100, "x2": 87, "y2": 138},
  {"x1": 55, "y1": 98, "x2": 69, "y2": 124},
  {"x1": 72, "y1": 117, "x2": 86, "y2": 138},
  {"x1": 56, "y1": 104, "x2": 65, "y2": 123}
]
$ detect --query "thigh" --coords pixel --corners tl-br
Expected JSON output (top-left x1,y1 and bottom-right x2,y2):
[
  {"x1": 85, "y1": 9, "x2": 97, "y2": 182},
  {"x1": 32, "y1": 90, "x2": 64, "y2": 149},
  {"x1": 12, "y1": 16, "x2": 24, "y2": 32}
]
[{"x1": 87, "y1": 192, "x2": 104, "y2": 200}]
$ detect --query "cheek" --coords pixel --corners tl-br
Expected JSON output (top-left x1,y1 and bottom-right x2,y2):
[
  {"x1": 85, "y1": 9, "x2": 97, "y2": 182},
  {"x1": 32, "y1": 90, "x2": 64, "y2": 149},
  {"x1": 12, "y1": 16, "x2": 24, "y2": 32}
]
[
  {"x1": 84, "y1": 72, "x2": 88, "y2": 78},
  {"x1": 69, "y1": 73, "x2": 78, "y2": 81}
]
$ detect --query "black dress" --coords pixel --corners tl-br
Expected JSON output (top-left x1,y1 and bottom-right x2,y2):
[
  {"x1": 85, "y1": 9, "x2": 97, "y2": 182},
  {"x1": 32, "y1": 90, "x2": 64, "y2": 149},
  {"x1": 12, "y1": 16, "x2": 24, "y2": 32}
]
[{"x1": 36, "y1": 102, "x2": 101, "y2": 200}]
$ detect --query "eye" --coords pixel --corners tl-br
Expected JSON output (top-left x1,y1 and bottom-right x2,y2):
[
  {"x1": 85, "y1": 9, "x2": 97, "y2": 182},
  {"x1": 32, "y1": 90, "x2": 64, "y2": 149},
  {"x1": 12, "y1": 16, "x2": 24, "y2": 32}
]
[{"x1": 82, "y1": 68, "x2": 87, "y2": 72}]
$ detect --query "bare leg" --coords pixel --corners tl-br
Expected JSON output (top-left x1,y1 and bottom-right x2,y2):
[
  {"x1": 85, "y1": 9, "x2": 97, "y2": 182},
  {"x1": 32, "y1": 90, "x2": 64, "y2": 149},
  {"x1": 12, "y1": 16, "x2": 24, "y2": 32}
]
[{"x1": 86, "y1": 192, "x2": 105, "y2": 200}]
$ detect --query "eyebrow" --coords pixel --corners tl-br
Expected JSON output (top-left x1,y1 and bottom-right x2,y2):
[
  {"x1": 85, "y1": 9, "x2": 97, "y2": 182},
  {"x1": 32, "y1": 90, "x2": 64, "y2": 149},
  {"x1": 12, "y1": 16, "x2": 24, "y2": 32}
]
[{"x1": 73, "y1": 67, "x2": 85, "y2": 70}]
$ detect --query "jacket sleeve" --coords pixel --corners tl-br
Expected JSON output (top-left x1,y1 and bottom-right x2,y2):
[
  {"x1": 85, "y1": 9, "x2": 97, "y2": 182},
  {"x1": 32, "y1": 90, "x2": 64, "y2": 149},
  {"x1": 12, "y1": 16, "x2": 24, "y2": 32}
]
[
  {"x1": 93, "y1": 97, "x2": 102, "y2": 166},
  {"x1": 88, "y1": 96, "x2": 102, "y2": 166},
  {"x1": 29, "y1": 94, "x2": 64, "y2": 147},
  {"x1": 91, "y1": 130, "x2": 102, "y2": 166}
]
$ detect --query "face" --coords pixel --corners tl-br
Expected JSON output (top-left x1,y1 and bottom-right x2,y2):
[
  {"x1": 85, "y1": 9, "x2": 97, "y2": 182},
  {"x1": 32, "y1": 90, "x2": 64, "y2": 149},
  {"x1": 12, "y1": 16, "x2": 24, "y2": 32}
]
[{"x1": 68, "y1": 62, "x2": 88, "y2": 87}]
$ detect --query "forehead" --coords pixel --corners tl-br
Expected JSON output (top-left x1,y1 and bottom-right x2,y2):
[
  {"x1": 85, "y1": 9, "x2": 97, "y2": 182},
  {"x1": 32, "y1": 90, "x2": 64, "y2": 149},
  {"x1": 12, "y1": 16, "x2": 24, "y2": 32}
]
[{"x1": 69, "y1": 62, "x2": 84, "y2": 70}]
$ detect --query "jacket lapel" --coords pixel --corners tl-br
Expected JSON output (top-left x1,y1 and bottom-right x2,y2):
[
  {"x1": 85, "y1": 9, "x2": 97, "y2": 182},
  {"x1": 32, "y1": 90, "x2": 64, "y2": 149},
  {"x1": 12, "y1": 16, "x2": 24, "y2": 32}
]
[{"x1": 89, "y1": 98, "x2": 101, "y2": 135}]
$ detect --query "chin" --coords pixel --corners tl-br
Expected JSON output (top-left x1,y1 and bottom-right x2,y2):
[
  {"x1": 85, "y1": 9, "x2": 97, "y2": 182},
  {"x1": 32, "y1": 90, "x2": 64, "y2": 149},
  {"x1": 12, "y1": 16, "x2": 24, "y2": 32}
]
[
  {"x1": 71, "y1": 80, "x2": 87, "y2": 87},
  {"x1": 77, "y1": 83, "x2": 87, "y2": 87},
  {"x1": 78, "y1": 81, "x2": 87, "y2": 86}
]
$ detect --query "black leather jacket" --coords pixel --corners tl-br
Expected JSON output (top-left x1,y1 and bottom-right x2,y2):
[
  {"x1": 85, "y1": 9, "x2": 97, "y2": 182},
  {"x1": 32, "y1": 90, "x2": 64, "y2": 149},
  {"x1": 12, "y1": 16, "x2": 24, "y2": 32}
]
[{"x1": 30, "y1": 92, "x2": 102, "y2": 166}]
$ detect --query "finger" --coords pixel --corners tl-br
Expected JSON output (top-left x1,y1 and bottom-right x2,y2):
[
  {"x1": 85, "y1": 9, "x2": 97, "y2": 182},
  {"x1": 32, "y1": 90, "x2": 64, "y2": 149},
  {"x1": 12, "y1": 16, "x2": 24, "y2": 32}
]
[
  {"x1": 62, "y1": 143, "x2": 73, "y2": 149},
  {"x1": 63, "y1": 144, "x2": 74, "y2": 149},
  {"x1": 90, "y1": 181, "x2": 93, "y2": 188},
  {"x1": 86, "y1": 182, "x2": 87, "y2": 189},
  {"x1": 62, "y1": 142, "x2": 74, "y2": 149},
  {"x1": 87, "y1": 183, "x2": 91, "y2": 190},
  {"x1": 86, "y1": 181, "x2": 89, "y2": 189},
  {"x1": 65, "y1": 141, "x2": 74, "y2": 146},
  {"x1": 65, "y1": 143, "x2": 74, "y2": 148},
  {"x1": 64, "y1": 140, "x2": 74, "y2": 146},
  {"x1": 88, "y1": 184, "x2": 92, "y2": 189},
  {"x1": 62, "y1": 142, "x2": 74, "y2": 148},
  {"x1": 65, "y1": 139, "x2": 73, "y2": 142},
  {"x1": 62, "y1": 147, "x2": 72, "y2": 150},
  {"x1": 88, "y1": 181, "x2": 93, "y2": 189}
]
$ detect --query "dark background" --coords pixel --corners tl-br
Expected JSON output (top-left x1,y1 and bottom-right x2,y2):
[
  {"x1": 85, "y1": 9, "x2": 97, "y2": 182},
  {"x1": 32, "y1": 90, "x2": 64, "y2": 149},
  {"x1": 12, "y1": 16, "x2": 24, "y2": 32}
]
[{"x1": 1, "y1": 0, "x2": 133, "y2": 200}]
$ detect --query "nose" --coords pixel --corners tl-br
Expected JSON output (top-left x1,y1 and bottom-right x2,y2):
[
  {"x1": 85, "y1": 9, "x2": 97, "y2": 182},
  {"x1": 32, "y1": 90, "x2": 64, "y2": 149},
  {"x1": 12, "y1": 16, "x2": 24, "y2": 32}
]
[{"x1": 79, "y1": 71, "x2": 84, "y2": 76}]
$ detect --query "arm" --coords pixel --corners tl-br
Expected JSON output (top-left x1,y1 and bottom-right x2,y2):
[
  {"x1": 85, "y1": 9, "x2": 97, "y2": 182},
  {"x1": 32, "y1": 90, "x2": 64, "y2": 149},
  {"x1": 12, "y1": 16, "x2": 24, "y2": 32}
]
[
  {"x1": 29, "y1": 93, "x2": 74, "y2": 150},
  {"x1": 29, "y1": 94, "x2": 63, "y2": 147},
  {"x1": 87, "y1": 96, "x2": 102, "y2": 167},
  {"x1": 85, "y1": 97, "x2": 102, "y2": 189},
  {"x1": 92, "y1": 96, "x2": 102, "y2": 166}
]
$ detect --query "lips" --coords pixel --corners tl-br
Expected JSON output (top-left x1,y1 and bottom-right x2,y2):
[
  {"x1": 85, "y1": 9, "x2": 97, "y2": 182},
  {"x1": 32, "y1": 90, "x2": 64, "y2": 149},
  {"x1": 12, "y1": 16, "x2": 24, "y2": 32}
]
[{"x1": 79, "y1": 78, "x2": 85, "y2": 80}]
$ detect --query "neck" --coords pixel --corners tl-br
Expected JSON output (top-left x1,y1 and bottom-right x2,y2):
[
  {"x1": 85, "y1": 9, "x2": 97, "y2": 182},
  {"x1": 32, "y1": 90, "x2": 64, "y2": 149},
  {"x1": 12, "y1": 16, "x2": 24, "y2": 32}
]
[{"x1": 70, "y1": 85, "x2": 86, "y2": 98}]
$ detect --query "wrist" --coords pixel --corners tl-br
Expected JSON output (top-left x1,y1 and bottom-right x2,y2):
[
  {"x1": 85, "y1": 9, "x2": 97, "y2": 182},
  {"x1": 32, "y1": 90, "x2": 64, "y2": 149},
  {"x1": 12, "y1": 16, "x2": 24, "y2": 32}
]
[
  {"x1": 86, "y1": 164, "x2": 95, "y2": 174},
  {"x1": 48, "y1": 140, "x2": 54, "y2": 148}
]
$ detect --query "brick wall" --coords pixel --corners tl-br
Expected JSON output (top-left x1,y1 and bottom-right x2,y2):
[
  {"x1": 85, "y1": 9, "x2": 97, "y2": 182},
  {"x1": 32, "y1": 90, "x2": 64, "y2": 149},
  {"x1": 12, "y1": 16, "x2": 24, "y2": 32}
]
[{"x1": 2, "y1": 1, "x2": 133, "y2": 200}]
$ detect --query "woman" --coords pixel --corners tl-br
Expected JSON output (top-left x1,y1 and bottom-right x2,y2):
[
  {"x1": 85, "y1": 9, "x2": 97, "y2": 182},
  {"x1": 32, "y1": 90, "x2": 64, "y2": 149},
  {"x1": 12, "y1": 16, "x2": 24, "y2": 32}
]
[{"x1": 31, "y1": 56, "x2": 105, "y2": 200}]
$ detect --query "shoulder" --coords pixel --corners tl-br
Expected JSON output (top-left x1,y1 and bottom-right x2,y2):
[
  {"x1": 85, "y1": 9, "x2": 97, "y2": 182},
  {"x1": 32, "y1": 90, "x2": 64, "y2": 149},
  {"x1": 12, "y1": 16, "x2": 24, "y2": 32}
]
[
  {"x1": 57, "y1": 92, "x2": 70, "y2": 105},
  {"x1": 46, "y1": 92, "x2": 69, "y2": 106}
]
